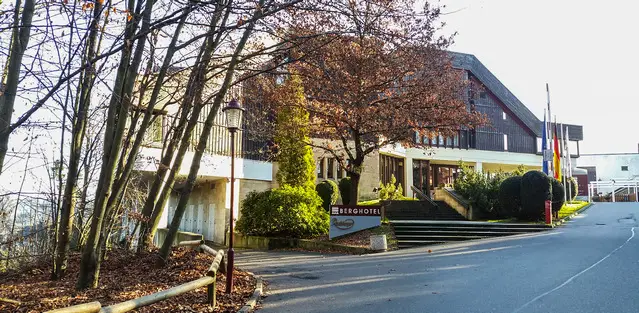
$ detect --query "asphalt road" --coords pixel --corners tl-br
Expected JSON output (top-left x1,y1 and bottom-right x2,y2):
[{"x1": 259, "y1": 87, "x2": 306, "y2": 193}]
[{"x1": 236, "y1": 203, "x2": 639, "y2": 313}]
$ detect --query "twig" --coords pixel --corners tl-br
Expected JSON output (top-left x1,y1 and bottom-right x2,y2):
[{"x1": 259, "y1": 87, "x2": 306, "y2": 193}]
[{"x1": 0, "y1": 298, "x2": 22, "y2": 305}]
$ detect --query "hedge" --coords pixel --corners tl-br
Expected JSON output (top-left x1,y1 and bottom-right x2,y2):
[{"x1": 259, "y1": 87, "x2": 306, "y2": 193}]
[
  {"x1": 498, "y1": 176, "x2": 522, "y2": 217},
  {"x1": 519, "y1": 170, "x2": 552, "y2": 220},
  {"x1": 316, "y1": 180, "x2": 339, "y2": 211},
  {"x1": 338, "y1": 177, "x2": 352, "y2": 205},
  {"x1": 551, "y1": 178, "x2": 565, "y2": 212},
  {"x1": 236, "y1": 185, "x2": 329, "y2": 238}
]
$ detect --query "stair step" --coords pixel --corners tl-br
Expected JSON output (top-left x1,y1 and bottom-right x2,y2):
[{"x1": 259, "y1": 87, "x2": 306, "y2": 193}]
[
  {"x1": 392, "y1": 226, "x2": 549, "y2": 232},
  {"x1": 396, "y1": 235, "x2": 486, "y2": 241},
  {"x1": 397, "y1": 240, "x2": 447, "y2": 245},
  {"x1": 393, "y1": 230, "x2": 533, "y2": 236}
]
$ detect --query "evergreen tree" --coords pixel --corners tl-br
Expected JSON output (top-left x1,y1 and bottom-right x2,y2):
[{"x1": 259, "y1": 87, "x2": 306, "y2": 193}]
[{"x1": 274, "y1": 74, "x2": 316, "y2": 190}]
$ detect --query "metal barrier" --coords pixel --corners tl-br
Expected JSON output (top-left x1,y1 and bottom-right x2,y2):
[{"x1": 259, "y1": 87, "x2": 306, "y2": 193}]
[
  {"x1": 44, "y1": 240, "x2": 225, "y2": 313},
  {"x1": 588, "y1": 180, "x2": 639, "y2": 203}
]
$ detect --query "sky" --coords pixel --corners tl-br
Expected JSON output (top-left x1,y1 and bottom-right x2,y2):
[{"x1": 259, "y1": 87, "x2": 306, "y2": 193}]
[{"x1": 438, "y1": 0, "x2": 639, "y2": 154}]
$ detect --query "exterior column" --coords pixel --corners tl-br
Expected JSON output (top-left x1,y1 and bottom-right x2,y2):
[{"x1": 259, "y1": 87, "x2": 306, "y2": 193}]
[
  {"x1": 475, "y1": 162, "x2": 483, "y2": 173},
  {"x1": 405, "y1": 157, "x2": 413, "y2": 196}
]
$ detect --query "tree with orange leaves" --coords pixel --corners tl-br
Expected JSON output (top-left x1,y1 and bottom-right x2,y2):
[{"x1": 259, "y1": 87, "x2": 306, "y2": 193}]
[{"x1": 266, "y1": 0, "x2": 487, "y2": 204}]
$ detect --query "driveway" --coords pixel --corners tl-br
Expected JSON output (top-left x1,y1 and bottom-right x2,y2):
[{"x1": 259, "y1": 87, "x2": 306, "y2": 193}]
[{"x1": 236, "y1": 203, "x2": 639, "y2": 313}]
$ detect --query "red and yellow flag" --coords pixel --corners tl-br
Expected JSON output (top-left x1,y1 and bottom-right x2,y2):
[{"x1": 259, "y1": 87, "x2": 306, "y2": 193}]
[{"x1": 553, "y1": 123, "x2": 562, "y2": 180}]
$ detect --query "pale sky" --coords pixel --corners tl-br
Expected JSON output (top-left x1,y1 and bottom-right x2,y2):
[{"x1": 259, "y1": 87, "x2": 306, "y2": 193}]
[{"x1": 439, "y1": 0, "x2": 638, "y2": 154}]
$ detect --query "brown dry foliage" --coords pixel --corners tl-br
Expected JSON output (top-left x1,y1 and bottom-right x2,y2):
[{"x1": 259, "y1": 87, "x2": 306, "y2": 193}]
[{"x1": 0, "y1": 248, "x2": 255, "y2": 313}]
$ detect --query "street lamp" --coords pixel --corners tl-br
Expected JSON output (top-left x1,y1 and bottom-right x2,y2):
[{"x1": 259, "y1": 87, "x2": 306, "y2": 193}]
[{"x1": 223, "y1": 98, "x2": 244, "y2": 294}]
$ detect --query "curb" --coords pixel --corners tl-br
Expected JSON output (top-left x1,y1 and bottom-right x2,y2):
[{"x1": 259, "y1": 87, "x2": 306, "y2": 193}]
[
  {"x1": 552, "y1": 202, "x2": 593, "y2": 227},
  {"x1": 238, "y1": 274, "x2": 263, "y2": 313}
]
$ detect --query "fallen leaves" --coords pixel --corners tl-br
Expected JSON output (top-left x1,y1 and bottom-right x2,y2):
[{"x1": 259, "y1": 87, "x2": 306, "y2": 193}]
[{"x1": 0, "y1": 247, "x2": 256, "y2": 313}]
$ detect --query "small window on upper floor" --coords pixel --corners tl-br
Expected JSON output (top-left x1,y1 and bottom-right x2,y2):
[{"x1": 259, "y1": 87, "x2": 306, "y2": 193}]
[
  {"x1": 503, "y1": 112, "x2": 507, "y2": 120},
  {"x1": 480, "y1": 91, "x2": 487, "y2": 99},
  {"x1": 317, "y1": 158, "x2": 325, "y2": 178},
  {"x1": 504, "y1": 134, "x2": 508, "y2": 151},
  {"x1": 622, "y1": 166, "x2": 629, "y2": 171}
]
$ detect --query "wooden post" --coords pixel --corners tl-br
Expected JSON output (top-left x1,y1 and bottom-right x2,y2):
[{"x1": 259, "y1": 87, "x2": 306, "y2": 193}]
[
  {"x1": 207, "y1": 279, "x2": 216, "y2": 306},
  {"x1": 177, "y1": 239, "x2": 205, "y2": 247},
  {"x1": 44, "y1": 301, "x2": 101, "y2": 313},
  {"x1": 199, "y1": 244, "x2": 226, "y2": 274}
]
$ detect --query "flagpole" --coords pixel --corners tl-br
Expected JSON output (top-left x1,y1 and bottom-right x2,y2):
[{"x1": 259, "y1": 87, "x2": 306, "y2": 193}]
[
  {"x1": 566, "y1": 127, "x2": 572, "y2": 202},
  {"x1": 559, "y1": 121, "x2": 567, "y2": 199},
  {"x1": 546, "y1": 83, "x2": 553, "y2": 176}
]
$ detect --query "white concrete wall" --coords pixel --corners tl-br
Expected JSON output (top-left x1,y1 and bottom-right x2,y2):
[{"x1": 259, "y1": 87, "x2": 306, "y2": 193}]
[
  {"x1": 577, "y1": 154, "x2": 639, "y2": 181},
  {"x1": 136, "y1": 147, "x2": 272, "y2": 181}
]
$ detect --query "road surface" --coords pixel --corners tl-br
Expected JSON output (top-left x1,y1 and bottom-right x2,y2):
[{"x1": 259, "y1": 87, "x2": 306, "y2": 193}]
[{"x1": 236, "y1": 203, "x2": 639, "y2": 313}]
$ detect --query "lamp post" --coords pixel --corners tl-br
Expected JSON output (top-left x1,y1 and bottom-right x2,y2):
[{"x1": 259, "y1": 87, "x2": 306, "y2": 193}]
[{"x1": 223, "y1": 98, "x2": 244, "y2": 294}]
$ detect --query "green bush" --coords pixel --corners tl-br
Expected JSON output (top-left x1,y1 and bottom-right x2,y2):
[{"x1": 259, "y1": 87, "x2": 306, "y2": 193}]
[
  {"x1": 236, "y1": 185, "x2": 329, "y2": 238},
  {"x1": 499, "y1": 176, "x2": 522, "y2": 217},
  {"x1": 338, "y1": 177, "x2": 352, "y2": 205},
  {"x1": 378, "y1": 174, "x2": 404, "y2": 201},
  {"x1": 551, "y1": 178, "x2": 565, "y2": 212},
  {"x1": 316, "y1": 180, "x2": 339, "y2": 211},
  {"x1": 519, "y1": 170, "x2": 552, "y2": 220},
  {"x1": 454, "y1": 162, "x2": 510, "y2": 218},
  {"x1": 562, "y1": 177, "x2": 578, "y2": 201}
]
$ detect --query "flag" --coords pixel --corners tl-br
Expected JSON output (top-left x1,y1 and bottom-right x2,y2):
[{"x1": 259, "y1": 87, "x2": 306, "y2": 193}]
[
  {"x1": 553, "y1": 121, "x2": 561, "y2": 180},
  {"x1": 542, "y1": 110, "x2": 548, "y2": 174}
]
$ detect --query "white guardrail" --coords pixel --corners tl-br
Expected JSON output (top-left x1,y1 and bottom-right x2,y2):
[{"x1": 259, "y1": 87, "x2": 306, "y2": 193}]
[{"x1": 588, "y1": 180, "x2": 639, "y2": 202}]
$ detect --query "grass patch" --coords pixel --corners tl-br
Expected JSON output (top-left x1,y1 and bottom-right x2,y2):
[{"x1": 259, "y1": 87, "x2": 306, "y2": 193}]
[
  {"x1": 558, "y1": 200, "x2": 589, "y2": 219},
  {"x1": 358, "y1": 197, "x2": 417, "y2": 206}
]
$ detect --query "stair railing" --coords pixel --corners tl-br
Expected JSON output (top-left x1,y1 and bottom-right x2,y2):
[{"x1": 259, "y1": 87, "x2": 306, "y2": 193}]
[{"x1": 411, "y1": 186, "x2": 438, "y2": 208}]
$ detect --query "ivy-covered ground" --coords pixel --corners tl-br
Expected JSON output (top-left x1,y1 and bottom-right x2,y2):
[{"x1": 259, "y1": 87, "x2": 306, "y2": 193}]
[{"x1": 0, "y1": 247, "x2": 256, "y2": 313}]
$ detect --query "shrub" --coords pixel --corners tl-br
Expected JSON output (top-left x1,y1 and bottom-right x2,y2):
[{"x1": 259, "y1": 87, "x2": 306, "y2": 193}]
[
  {"x1": 338, "y1": 177, "x2": 352, "y2": 205},
  {"x1": 519, "y1": 170, "x2": 552, "y2": 220},
  {"x1": 236, "y1": 185, "x2": 329, "y2": 238},
  {"x1": 551, "y1": 178, "x2": 565, "y2": 212},
  {"x1": 562, "y1": 177, "x2": 578, "y2": 201},
  {"x1": 499, "y1": 176, "x2": 522, "y2": 217},
  {"x1": 378, "y1": 174, "x2": 404, "y2": 201},
  {"x1": 316, "y1": 180, "x2": 339, "y2": 211},
  {"x1": 454, "y1": 162, "x2": 510, "y2": 218}
]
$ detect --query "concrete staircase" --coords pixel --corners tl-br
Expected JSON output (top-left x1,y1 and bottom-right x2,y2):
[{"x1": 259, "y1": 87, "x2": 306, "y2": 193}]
[{"x1": 392, "y1": 221, "x2": 551, "y2": 249}]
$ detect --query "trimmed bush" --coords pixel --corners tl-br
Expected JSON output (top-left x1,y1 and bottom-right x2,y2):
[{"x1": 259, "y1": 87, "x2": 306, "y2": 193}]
[
  {"x1": 236, "y1": 185, "x2": 329, "y2": 238},
  {"x1": 562, "y1": 177, "x2": 578, "y2": 201},
  {"x1": 551, "y1": 178, "x2": 565, "y2": 212},
  {"x1": 338, "y1": 177, "x2": 352, "y2": 205},
  {"x1": 499, "y1": 176, "x2": 522, "y2": 217},
  {"x1": 316, "y1": 180, "x2": 339, "y2": 211},
  {"x1": 519, "y1": 170, "x2": 552, "y2": 220}
]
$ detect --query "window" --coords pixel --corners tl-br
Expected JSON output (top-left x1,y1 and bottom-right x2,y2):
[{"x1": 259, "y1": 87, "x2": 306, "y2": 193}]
[
  {"x1": 152, "y1": 115, "x2": 164, "y2": 142},
  {"x1": 337, "y1": 161, "x2": 344, "y2": 179},
  {"x1": 438, "y1": 135, "x2": 444, "y2": 145},
  {"x1": 622, "y1": 166, "x2": 629, "y2": 171},
  {"x1": 503, "y1": 134, "x2": 508, "y2": 151},
  {"x1": 503, "y1": 112, "x2": 507, "y2": 120},
  {"x1": 480, "y1": 91, "x2": 487, "y2": 99},
  {"x1": 317, "y1": 158, "x2": 325, "y2": 178},
  {"x1": 327, "y1": 158, "x2": 335, "y2": 179},
  {"x1": 453, "y1": 135, "x2": 459, "y2": 147}
]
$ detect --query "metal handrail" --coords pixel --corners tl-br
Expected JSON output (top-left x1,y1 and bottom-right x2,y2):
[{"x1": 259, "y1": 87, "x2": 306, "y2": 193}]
[{"x1": 410, "y1": 186, "x2": 438, "y2": 208}]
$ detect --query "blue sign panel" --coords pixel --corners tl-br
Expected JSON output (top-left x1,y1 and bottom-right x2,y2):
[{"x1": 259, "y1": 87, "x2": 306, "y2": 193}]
[{"x1": 329, "y1": 205, "x2": 382, "y2": 239}]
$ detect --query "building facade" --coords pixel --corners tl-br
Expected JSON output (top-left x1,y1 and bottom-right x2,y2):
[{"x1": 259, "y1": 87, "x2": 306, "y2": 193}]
[
  {"x1": 369, "y1": 52, "x2": 584, "y2": 196},
  {"x1": 137, "y1": 52, "x2": 585, "y2": 245}
]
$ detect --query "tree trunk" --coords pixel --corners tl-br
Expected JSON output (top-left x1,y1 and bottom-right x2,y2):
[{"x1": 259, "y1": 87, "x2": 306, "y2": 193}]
[
  {"x1": 77, "y1": 0, "x2": 151, "y2": 290},
  {"x1": 138, "y1": 3, "x2": 230, "y2": 251},
  {"x1": 159, "y1": 2, "x2": 262, "y2": 261},
  {"x1": 348, "y1": 171, "x2": 361, "y2": 205},
  {"x1": 0, "y1": 0, "x2": 35, "y2": 174},
  {"x1": 52, "y1": 0, "x2": 102, "y2": 280}
]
